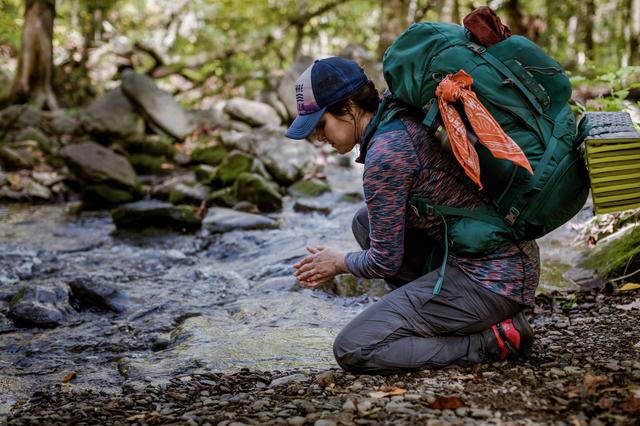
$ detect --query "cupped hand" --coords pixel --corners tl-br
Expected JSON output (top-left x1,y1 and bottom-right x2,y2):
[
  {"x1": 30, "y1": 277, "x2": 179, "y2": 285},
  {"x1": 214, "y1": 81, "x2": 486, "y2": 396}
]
[{"x1": 293, "y1": 245, "x2": 347, "y2": 287}]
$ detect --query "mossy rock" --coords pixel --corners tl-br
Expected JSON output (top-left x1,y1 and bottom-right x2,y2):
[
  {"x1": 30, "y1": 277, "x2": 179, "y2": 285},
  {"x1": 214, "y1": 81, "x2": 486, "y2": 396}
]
[
  {"x1": 233, "y1": 172, "x2": 282, "y2": 213},
  {"x1": 209, "y1": 151, "x2": 253, "y2": 188},
  {"x1": 208, "y1": 187, "x2": 237, "y2": 207},
  {"x1": 0, "y1": 146, "x2": 36, "y2": 170},
  {"x1": 579, "y1": 226, "x2": 640, "y2": 279},
  {"x1": 194, "y1": 164, "x2": 217, "y2": 182},
  {"x1": 338, "y1": 192, "x2": 364, "y2": 203},
  {"x1": 191, "y1": 145, "x2": 228, "y2": 166},
  {"x1": 129, "y1": 154, "x2": 170, "y2": 175},
  {"x1": 15, "y1": 127, "x2": 51, "y2": 153},
  {"x1": 125, "y1": 137, "x2": 177, "y2": 158},
  {"x1": 288, "y1": 178, "x2": 331, "y2": 198},
  {"x1": 168, "y1": 182, "x2": 209, "y2": 205},
  {"x1": 111, "y1": 200, "x2": 202, "y2": 233},
  {"x1": 82, "y1": 184, "x2": 138, "y2": 207}
]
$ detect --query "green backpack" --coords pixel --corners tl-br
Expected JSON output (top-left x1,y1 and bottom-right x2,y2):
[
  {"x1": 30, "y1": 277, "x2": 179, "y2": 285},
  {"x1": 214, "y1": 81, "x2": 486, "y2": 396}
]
[{"x1": 381, "y1": 22, "x2": 590, "y2": 292}]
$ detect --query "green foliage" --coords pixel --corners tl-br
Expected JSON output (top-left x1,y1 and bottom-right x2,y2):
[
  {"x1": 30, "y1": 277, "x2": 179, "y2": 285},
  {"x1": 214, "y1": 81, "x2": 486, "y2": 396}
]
[
  {"x1": 580, "y1": 226, "x2": 640, "y2": 279},
  {"x1": 0, "y1": 0, "x2": 22, "y2": 47}
]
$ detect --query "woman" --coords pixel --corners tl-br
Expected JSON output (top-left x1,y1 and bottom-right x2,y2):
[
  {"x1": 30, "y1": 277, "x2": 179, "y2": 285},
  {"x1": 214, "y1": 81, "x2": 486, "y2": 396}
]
[{"x1": 286, "y1": 57, "x2": 537, "y2": 374}]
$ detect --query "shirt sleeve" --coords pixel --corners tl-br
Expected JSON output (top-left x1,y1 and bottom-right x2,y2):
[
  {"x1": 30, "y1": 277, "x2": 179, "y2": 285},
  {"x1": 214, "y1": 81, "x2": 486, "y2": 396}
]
[{"x1": 345, "y1": 129, "x2": 420, "y2": 278}]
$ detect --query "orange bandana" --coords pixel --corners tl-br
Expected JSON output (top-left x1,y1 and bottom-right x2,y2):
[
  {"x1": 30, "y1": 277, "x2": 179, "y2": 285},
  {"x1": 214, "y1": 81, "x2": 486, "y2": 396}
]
[{"x1": 435, "y1": 70, "x2": 533, "y2": 189}]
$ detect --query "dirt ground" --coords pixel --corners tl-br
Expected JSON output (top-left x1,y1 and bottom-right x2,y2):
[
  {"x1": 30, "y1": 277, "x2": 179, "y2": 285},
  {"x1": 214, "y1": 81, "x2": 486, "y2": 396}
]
[{"x1": 6, "y1": 287, "x2": 640, "y2": 426}]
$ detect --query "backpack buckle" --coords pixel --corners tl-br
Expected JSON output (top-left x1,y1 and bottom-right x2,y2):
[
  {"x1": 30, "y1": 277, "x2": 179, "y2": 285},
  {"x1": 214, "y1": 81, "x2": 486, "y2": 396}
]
[
  {"x1": 505, "y1": 207, "x2": 520, "y2": 225},
  {"x1": 467, "y1": 42, "x2": 486, "y2": 55}
]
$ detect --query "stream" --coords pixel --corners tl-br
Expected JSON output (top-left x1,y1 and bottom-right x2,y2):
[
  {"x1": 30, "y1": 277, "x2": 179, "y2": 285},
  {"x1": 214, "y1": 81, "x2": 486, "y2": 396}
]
[{"x1": 0, "y1": 161, "x2": 591, "y2": 415}]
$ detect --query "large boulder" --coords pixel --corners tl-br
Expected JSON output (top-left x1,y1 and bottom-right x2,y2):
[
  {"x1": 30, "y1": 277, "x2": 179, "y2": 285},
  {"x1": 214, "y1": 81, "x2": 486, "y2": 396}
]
[
  {"x1": 224, "y1": 97, "x2": 282, "y2": 127},
  {"x1": 68, "y1": 276, "x2": 129, "y2": 313},
  {"x1": 253, "y1": 126, "x2": 317, "y2": 185},
  {"x1": 80, "y1": 87, "x2": 145, "y2": 142},
  {"x1": 111, "y1": 200, "x2": 202, "y2": 232},
  {"x1": 202, "y1": 207, "x2": 279, "y2": 233},
  {"x1": 14, "y1": 127, "x2": 52, "y2": 153},
  {"x1": 340, "y1": 44, "x2": 387, "y2": 93},
  {"x1": 233, "y1": 172, "x2": 282, "y2": 213},
  {"x1": 9, "y1": 286, "x2": 74, "y2": 328},
  {"x1": 121, "y1": 69, "x2": 194, "y2": 140},
  {"x1": 276, "y1": 55, "x2": 314, "y2": 121},
  {"x1": 61, "y1": 142, "x2": 138, "y2": 189}
]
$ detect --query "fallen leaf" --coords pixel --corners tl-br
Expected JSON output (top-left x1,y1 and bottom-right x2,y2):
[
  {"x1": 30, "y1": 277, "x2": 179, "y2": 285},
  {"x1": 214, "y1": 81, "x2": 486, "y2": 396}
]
[
  {"x1": 619, "y1": 283, "x2": 640, "y2": 292},
  {"x1": 595, "y1": 396, "x2": 613, "y2": 409},
  {"x1": 368, "y1": 386, "x2": 406, "y2": 398},
  {"x1": 430, "y1": 395, "x2": 465, "y2": 410},
  {"x1": 620, "y1": 394, "x2": 640, "y2": 414},
  {"x1": 62, "y1": 372, "x2": 77, "y2": 383},
  {"x1": 616, "y1": 299, "x2": 640, "y2": 311}
]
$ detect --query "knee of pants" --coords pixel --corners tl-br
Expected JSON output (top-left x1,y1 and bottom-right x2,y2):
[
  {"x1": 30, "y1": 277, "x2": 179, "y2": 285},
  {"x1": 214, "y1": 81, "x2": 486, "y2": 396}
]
[
  {"x1": 333, "y1": 330, "x2": 367, "y2": 373},
  {"x1": 351, "y1": 206, "x2": 370, "y2": 250}
]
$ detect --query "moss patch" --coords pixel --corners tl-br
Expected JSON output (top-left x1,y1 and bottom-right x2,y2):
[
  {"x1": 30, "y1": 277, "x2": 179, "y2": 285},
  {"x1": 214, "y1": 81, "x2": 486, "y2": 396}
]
[
  {"x1": 82, "y1": 185, "x2": 137, "y2": 207},
  {"x1": 288, "y1": 178, "x2": 330, "y2": 198},
  {"x1": 129, "y1": 154, "x2": 170, "y2": 175},
  {"x1": 233, "y1": 172, "x2": 282, "y2": 213},
  {"x1": 209, "y1": 152, "x2": 253, "y2": 188},
  {"x1": 191, "y1": 145, "x2": 228, "y2": 166},
  {"x1": 579, "y1": 226, "x2": 640, "y2": 279}
]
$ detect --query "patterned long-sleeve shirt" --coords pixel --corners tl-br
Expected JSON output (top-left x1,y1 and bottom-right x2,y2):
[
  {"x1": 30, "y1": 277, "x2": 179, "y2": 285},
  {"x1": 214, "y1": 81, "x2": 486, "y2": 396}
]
[{"x1": 345, "y1": 108, "x2": 540, "y2": 307}]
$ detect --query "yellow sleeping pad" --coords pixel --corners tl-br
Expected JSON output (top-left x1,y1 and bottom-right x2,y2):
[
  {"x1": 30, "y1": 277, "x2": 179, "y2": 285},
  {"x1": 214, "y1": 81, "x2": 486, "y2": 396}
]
[{"x1": 583, "y1": 112, "x2": 640, "y2": 214}]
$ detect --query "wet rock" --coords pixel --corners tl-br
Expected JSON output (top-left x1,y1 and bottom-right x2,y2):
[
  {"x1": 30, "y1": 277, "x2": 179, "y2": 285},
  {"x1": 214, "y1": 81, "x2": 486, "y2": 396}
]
[
  {"x1": 338, "y1": 192, "x2": 363, "y2": 203},
  {"x1": 121, "y1": 69, "x2": 194, "y2": 140},
  {"x1": 20, "y1": 176, "x2": 52, "y2": 200},
  {"x1": 14, "y1": 127, "x2": 51, "y2": 152},
  {"x1": 232, "y1": 200, "x2": 259, "y2": 213},
  {"x1": 129, "y1": 153, "x2": 171, "y2": 175},
  {"x1": 190, "y1": 145, "x2": 228, "y2": 166},
  {"x1": 0, "y1": 145, "x2": 36, "y2": 170},
  {"x1": 293, "y1": 199, "x2": 331, "y2": 216},
  {"x1": 253, "y1": 126, "x2": 317, "y2": 185},
  {"x1": 276, "y1": 56, "x2": 314, "y2": 120},
  {"x1": 82, "y1": 184, "x2": 137, "y2": 207},
  {"x1": 32, "y1": 171, "x2": 65, "y2": 187},
  {"x1": 564, "y1": 267, "x2": 604, "y2": 290},
  {"x1": 168, "y1": 182, "x2": 210, "y2": 205},
  {"x1": 68, "y1": 276, "x2": 129, "y2": 313},
  {"x1": 49, "y1": 110, "x2": 80, "y2": 135},
  {"x1": 327, "y1": 275, "x2": 386, "y2": 298},
  {"x1": 202, "y1": 207, "x2": 279, "y2": 233},
  {"x1": 288, "y1": 178, "x2": 330, "y2": 198},
  {"x1": 269, "y1": 374, "x2": 309, "y2": 388},
  {"x1": 61, "y1": 142, "x2": 138, "y2": 189},
  {"x1": 256, "y1": 277, "x2": 299, "y2": 293},
  {"x1": 233, "y1": 172, "x2": 282, "y2": 213},
  {"x1": 187, "y1": 107, "x2": 230, "y2": 130},
  {"x1": 112, "y1": 200, "x2": 202, "y2": 232},
  {"x1": 224, "y1": 97, "x2": 281, "y2": 127},
  {"x1": 123, "y1": 136, "x2": 177, "y2": 158},
  {"x1": 208, "y1": 187, "x2": 238, "y2": 207},
  {"x1": 80, "y1": 87, "x2": 145, "y2": 142},
  {"x1": 9, "y1": 286, "x2": 74, "y2": 328},
  {"x1": 210, "y1": 151, "x2": 255, "y2": 189},
  {"x1": 220, "y1": 130, "x2": 253, "y2": 153},
  {"x1": 194, "y1": 164, "x2": 217, "y2": 182}
]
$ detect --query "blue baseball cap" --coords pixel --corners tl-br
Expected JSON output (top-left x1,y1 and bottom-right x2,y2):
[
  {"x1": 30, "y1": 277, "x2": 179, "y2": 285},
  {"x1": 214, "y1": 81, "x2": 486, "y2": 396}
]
[{"x1": 285, "y1": 57, "x2": 368, "y2": 139}]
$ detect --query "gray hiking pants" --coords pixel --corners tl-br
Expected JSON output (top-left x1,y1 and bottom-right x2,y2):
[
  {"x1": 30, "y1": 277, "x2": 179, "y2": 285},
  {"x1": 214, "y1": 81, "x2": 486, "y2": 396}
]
[{"x1": 333, "y1": 206, "x2": 523, "y2": 374}]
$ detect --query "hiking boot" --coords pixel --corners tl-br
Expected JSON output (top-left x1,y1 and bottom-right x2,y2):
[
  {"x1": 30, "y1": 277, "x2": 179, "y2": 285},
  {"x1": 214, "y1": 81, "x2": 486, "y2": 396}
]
[{"x1": 490, "y1": 311, "x2": 534, "y2": 361}]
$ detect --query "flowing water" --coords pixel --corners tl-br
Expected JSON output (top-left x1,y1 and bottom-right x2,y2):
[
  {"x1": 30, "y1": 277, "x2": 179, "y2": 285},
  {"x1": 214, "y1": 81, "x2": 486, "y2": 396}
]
[{"x1": 0, "y1": 161, "x2": 590, "y2": 415}]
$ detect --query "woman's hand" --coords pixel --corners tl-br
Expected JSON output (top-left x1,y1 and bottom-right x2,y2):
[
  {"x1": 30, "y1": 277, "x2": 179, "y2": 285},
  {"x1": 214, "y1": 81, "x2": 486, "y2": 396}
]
[{"x1": 293, "y1": 246, "x2": 347, "y2": 287}]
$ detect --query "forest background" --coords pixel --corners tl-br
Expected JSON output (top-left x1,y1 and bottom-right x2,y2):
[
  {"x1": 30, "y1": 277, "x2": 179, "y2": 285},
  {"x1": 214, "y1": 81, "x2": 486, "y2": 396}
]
[{"x1": 1, "y1": 0, "x2": 639, "y2": 115}]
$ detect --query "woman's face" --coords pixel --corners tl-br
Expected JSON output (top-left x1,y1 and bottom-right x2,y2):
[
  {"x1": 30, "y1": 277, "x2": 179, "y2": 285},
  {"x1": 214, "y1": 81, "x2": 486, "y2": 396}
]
[{"x1": 314, "y1": 112, "x2": 357, "y2": 154}]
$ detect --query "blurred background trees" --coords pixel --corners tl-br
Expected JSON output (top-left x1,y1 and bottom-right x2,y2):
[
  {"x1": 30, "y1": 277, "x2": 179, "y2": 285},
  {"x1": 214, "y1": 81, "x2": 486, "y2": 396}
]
[{"x1": 0, "y1": 0, "x2": 639, "y2": 110}]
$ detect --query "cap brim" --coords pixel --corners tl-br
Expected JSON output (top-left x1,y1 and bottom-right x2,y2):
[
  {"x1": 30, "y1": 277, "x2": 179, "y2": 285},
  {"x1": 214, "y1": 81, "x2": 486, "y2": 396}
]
[{"x1": 284, "y1": 107, "x2": 326, "y2": 139}]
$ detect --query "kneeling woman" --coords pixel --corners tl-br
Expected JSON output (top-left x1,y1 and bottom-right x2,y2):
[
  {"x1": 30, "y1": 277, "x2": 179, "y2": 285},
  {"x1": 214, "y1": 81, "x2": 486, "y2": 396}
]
[{"x1": 287, "y1": 57, "x2": 537, "y2": 374}]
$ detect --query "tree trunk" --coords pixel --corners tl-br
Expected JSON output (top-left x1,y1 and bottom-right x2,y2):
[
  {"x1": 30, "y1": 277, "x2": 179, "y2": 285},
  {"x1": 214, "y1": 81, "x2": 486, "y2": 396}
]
[
  {"x1": 630, "y1": 0, "x2": 640, "y2": 64},
  {"x1": 2, "y1": 0, "x2": 58, "y2": 110},
  {"x1": 583, "y1": 0, "x2": 595, "y2": 63},
  {"x1": 503, "y1": 0, "x2": 525, "y2": 36},
  {"x1": 378, "y1": 0, "x2": 409, "y2": 60}
]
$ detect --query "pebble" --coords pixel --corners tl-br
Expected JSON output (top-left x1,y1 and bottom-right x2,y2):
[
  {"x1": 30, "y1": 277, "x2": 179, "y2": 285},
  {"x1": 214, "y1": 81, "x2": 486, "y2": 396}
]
[
  {"x1": 470, "y1": 408, "x2": 493, "y2": 418},
  {"x1": 314, "y1": 420, "x2": 337, "y2": 426},
  {"x1": 287, "y1": 417, "x2": 306, "y2": 426},
  {"x1": 342, "y1": 400, "x2": 356, "y2": 411}
]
